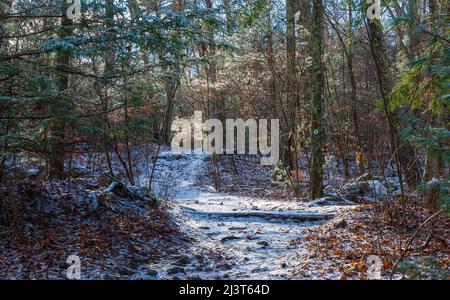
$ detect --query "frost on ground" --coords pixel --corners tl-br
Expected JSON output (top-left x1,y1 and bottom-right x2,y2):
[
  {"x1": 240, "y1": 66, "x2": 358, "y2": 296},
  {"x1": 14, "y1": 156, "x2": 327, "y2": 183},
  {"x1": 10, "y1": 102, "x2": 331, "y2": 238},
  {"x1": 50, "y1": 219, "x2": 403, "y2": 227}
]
[
  {"x1": 0, "y1": 174, "x2": 189, "y2": 279},
  {"x1": 0, "y1": 149, "x2": 448, "y2": 279},
  {"x1": 143, "y1": 151, "x2": 357, "y2": 279}
]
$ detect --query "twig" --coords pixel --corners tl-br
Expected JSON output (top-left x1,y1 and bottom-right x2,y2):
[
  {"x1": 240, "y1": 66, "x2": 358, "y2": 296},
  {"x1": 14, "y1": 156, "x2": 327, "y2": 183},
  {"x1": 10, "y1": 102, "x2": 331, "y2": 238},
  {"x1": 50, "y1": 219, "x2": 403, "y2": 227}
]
[{"x1": 390, "y1": 209, "x2": 443, "y2": 278}]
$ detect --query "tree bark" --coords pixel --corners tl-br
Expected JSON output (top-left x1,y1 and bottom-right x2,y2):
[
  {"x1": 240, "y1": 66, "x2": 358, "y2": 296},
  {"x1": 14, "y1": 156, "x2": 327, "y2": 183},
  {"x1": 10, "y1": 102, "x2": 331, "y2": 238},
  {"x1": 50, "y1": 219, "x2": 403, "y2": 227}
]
[
  {"x1": 310, "y1": 0, "x2": 325, "y2": 198},
  {"x1": 162, "y1": 0, "x2": 184, "y2": 144},
  {"x1": 367, "y1": 17, "x2": 422, "y2": 190},
  {"x1": 48, "y1": 2, "x2": 73, "y2": 179},
  {"x1": 284, "y1": 0, "x2": 297, "y2": 169}
]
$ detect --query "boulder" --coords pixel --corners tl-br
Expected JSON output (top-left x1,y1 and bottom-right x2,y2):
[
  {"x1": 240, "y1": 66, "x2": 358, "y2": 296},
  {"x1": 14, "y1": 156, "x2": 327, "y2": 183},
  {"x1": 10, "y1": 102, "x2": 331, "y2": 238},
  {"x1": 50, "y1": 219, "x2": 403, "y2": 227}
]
[
  {"x1": 105, "y1": 181, "x2": 124, "y2": 194},
  {"x1": 257, "y1": 240, "x2": 269, "y2": 248},
  {"x1": 27, "y1": 167, "x2": 42, "y2": 180},
  {"x1": 308, "y1": 196, "x2": 355, "y2": 207},
  {"x1": 70, "y1": 164, "x2": 89, "y2": 178},
  {"x1": 167, "y1": 266, "x2": 186, "y2": 275},
  {"x1": 340, "y1": 180, "x2": 390, "y2": 201},
  {"x1": 86, "y1": 178, "x2": 100, "y2": 189},
  {"x1": 323, "y1": 185, "x2": 339, "y2": 196},
  {"x1": 147, "y1": 269, "x2": 158, "y2": 277},
  {"x1": 333, "y1": 218, "x2": 348, "y2": 229},
  {"x1": 221, "y1": 236, "x2": 241, "y2": 243}
]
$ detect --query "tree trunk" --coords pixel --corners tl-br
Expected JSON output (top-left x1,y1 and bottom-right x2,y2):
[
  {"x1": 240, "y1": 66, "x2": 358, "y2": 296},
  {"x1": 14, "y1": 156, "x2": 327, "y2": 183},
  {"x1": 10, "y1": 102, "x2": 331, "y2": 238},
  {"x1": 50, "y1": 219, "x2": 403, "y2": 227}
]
[
  {"x1": 48, "y1": 3, "x2": 73, "y2": 179},
  {"x1": 423, "y1": 0, "x2": 444, "y2": 181},
  {"x1": 223, "y1": 0, "x2": 233, "y2": 36},
  {"x1": 367, "y1": 17, "x2": 422, "y2": 190},
  {"x1": 407, "y1": 0, "x2": 420, "y2": 60},
  {"x1": 347, "y1": 4, "x2": 364, "y2": 174},
  {"x1": 310, "y1": 0, "x2": 325, "y2": 198},
  {"x1": 284, "y1": 0, "x2": 297, "y2": 169},
  {"x1": 162, "y1": 0, "x2": 184, "y2": 144}
]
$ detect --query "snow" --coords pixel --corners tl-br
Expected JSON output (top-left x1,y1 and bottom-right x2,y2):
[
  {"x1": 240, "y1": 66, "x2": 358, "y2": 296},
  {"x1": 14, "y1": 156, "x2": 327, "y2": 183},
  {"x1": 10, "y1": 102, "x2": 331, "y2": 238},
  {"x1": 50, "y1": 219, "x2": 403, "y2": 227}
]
[{"x1": 141, "y1": 151, "x2": 355, "y2": 279}]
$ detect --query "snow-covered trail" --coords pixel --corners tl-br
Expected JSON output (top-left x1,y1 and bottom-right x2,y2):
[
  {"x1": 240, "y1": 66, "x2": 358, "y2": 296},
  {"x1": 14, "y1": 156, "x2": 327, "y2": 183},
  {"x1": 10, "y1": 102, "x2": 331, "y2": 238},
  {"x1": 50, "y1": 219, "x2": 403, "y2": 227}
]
[{"x1": 144, "y1": 151, "x2": 349, "y2": 279}]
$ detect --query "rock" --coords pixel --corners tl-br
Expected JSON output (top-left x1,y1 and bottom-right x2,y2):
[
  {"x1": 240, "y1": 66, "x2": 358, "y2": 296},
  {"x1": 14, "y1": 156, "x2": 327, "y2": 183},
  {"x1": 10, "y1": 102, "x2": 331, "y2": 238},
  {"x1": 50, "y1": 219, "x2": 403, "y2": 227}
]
[
  {"x1": 340, "y1": 181, "x2": 366, "y2": 194},
  {"x1": 27, "y1": 167, "x2": 42, "y2": 180},
  {"x1": 257, "y1": 240, "x2": 269, "y2": 247},
  {"x1": 175, "y1": 255, "x2": 192, "y2": 266},
  {"x1": 104, "y1": 182, "x2": 154, "y2": 204},
  {"x1": 221, "y1": 236, "x2": 241, "y2": 243},
  {"x1": 70, "y1": 164, "x2": 89, "y2": 178},
  {"x1": 333, "y1": 218, "x2": 348, "y2": 229},
  {"x1": 128, "y1": 261, "x2": 138, "y2": 270},
  {"x1": 252, "y1": 267, "x2": 269, "y2": 273},
  {"x1": 366, "y1": 180, "x2": 389, "y2": 196},
  {"x1": 308, "y1": 196, "x2": 355, "y2": 207},
  {"x1": 323, "y1": 186, "x2": 338, "y2": 196},
  {"x1": 105, "y1": 181, "x2": 124, "y2": 194},
  {"x1": 118, "y1": 268, "x2": 135, "y2": 276},
  {"x1": 229, "y1": 226, "x2": 247, "y2": 231},
  {"x1": 147, "y1": 269, "x2": 158, "y2": 277},
  {"x1": 99, "y1": 170, "x2": 123, "y2": 187},
  {"x1": 86, "y1": 178, "x2": 100, "y2": 189},
  {"x1": 217, "y1": 263, "x2": 232, "y2": 270},
  {"x1": 167, "y1": 266, "x2": 186, "y2": 275},
  {"x1": 340, "y1": 180, "x2": 390, "y2": 201}
]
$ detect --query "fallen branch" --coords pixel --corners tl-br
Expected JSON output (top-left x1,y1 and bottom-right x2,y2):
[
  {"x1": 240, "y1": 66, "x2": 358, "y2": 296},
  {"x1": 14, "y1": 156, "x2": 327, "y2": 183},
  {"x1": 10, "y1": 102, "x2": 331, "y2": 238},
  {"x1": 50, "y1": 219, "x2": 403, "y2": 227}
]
[{"x1": 182, "y1": 207, "x2": 335, "y2": 223}]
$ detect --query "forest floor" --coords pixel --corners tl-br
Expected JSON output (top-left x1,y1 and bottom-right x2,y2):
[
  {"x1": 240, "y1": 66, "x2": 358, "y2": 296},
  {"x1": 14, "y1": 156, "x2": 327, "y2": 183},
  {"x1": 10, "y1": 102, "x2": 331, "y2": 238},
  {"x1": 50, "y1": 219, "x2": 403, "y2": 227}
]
[
  {"x1": 139, "y1": 150, "x2": 449, "y2": 280},
  {"x1": 143, "y1": 150, "x2": 350, "y2": 279},
  {"x1": 0, "y1": 149, "x2": 448, "y2": 279}
]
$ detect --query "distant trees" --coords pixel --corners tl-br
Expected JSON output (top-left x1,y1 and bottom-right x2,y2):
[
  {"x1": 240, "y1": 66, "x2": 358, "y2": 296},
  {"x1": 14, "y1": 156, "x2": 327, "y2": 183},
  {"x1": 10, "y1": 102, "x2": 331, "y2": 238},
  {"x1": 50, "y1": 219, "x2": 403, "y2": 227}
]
[
  {"x1": 0, "y1": 0, "x2": 447, "y2": 201},
  {"x1": 0, "y1": 0, "x2": 224, "y2": 182}
]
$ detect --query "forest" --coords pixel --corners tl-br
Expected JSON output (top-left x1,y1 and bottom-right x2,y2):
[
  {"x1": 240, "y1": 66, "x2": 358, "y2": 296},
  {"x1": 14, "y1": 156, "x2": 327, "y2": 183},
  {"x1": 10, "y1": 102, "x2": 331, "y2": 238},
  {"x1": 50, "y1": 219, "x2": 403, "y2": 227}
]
[{"x1": 0, "y1": 0, "x2": 448, "y2": 280}]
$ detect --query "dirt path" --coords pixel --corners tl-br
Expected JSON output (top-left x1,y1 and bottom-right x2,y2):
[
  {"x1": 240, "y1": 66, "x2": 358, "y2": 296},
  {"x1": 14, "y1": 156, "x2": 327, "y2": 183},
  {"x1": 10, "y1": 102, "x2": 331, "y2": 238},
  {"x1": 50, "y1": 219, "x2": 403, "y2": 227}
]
[{"x1": 144, "y1": 151, "x2": 352, "y2": 279}]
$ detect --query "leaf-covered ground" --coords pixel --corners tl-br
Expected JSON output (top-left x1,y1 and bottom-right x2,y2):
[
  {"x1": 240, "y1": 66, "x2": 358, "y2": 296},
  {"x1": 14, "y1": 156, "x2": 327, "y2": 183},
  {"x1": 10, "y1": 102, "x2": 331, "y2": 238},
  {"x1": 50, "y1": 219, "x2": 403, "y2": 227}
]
[
  {"x1": 0, "y1": 150, "x2": 448, "y2": 279},
  {"x1": 0, "y1": 177, "x2": 189, "y2": 279}
]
